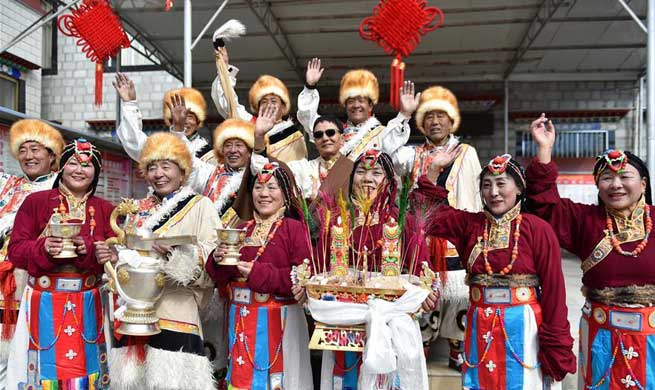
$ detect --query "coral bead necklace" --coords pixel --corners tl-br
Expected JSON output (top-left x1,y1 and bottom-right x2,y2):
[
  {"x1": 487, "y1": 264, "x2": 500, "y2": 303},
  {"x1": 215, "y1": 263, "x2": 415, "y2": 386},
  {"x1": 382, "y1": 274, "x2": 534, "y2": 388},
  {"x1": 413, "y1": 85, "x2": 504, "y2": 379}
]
[
  {"x1": 482, "y1": 214, "x2": 523, "y2": 275},
  {"x1": 246, "y1": 217, "x2": 284, "y2": 263},
  {"x1": 606, "y1": 203, "x2": 652, "y2": 258}
]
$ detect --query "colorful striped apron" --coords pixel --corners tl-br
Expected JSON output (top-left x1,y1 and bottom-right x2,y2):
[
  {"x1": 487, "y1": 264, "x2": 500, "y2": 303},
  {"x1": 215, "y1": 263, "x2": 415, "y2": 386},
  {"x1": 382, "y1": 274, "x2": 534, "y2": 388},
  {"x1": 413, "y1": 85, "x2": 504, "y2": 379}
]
[
  {"x1": 579, "y1": 300, "x2": 655, "y2": 390},
  {"x1": 226, "y1": 281, "x2": 294, "y2": 390},
  {"x1": 19, "y1": 272, "x2": 109, "y2": 390},
  {"x1": 462, "y1": 284, "x2": 545, "y2": 390}
]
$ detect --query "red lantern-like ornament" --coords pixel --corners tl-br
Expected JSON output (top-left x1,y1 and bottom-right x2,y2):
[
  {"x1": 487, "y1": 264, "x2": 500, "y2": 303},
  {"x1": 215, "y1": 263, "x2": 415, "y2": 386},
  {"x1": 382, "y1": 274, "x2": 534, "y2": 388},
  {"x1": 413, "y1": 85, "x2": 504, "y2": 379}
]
[
  {"x1": 58, "y1": 0, "x2": 131, "y2": 106},
  {"x1": 359, "y1": 0, "x2": 444, "y2": 109}
]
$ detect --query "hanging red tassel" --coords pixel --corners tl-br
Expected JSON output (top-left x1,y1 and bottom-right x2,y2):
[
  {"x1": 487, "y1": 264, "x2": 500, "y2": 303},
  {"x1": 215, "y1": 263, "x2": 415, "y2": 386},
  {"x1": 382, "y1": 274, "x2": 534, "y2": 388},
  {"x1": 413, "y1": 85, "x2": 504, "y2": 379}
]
[
  {"x1": 95, "y1": 62, "x2": 103, "y2": 106},
  {"x1": 390, "y1": 57, "x2": 399, "y2": 109},
  {"x1": 0, "y1": 261, "x2": 17, "y2": 341},
  {"x1": 164, "y1": 0, "x2": 173, "y2": 11},
  {"x1": 397, "y1": 59, "x2": 405, "y2": 109},
  {"x1": 359, "y1": 0, "x2": 444, "y2": 108},
  {"x1": 58, "y1": 0, "x2": 130, "y2": 106}
]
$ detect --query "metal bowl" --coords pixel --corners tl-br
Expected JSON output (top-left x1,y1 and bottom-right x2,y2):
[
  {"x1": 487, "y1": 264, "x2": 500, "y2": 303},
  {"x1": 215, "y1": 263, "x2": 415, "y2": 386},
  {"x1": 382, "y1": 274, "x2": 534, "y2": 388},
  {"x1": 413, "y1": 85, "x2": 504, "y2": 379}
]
[
  {"x1": 216, "y1": 227, "x2": 247, "y2": 245},
  {"x1": 49, "y1": 222, "x2": 83, "y2": 238}
]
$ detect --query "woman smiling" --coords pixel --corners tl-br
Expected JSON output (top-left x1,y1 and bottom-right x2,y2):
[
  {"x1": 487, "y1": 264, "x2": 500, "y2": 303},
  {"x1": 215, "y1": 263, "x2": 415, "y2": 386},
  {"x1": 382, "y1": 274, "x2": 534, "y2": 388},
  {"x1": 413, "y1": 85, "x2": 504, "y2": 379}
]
[
  {"x1": 205, "y1": 160, "x2": 313, "y2": 390},
  {"x1": 7, "y1": 139, "x2": 115, "y2": 389},
  {"x1": 423, "y1": 150, "x2": 576, "y2": 389},
  {"x1": 526, "y1": 114, "x2": 655, "y2": 389}
]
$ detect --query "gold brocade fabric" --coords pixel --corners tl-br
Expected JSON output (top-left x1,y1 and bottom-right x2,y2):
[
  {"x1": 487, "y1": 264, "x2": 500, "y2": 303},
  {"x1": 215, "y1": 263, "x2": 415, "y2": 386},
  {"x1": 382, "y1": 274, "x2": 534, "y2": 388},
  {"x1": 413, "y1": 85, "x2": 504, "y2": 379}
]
[
  {"x1": 606, "y1": 197, "x2": 647, "y2": 243},
  {"x1": 57, "y1": 184, "x2": 91, "y2": 221},
  {"x1": 467, "y1": 202, "x2": 521, "y2": 269},
  {"x1": 482, "y1": 202, "x2": 521, "y2": 250},
  {"x1": 245, "y1": 207, "x2": 286, "y2": 247}
]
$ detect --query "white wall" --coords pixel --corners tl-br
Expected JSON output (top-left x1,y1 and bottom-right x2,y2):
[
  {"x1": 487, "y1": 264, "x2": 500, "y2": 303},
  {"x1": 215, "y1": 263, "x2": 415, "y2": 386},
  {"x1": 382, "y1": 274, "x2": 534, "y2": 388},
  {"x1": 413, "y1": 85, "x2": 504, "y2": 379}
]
[{"x1": 0, "y1": 0, "x2": 43, "y2": 117}]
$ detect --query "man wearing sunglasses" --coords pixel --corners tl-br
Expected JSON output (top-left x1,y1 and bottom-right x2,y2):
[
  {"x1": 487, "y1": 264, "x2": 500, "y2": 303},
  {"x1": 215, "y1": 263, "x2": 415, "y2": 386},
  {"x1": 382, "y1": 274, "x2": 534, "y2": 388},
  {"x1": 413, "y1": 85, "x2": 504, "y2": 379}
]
[
  {"x1": 252, "y1": 104, "x2": 345, "y2": 200},
  {"x1": 297, "y1": 58, "x2": 415, "y2": 160}
]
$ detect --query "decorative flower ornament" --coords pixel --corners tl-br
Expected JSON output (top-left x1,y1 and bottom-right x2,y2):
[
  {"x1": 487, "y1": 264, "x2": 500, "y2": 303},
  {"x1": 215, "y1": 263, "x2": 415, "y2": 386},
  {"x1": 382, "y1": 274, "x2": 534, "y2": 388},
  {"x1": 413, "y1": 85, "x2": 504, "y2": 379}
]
[
  {"x1": 487, "y1": 154, "x2": 513, "y2": 176},
  {"x1": 257, "y1": 162, "x2": 280, "y2": 184}
]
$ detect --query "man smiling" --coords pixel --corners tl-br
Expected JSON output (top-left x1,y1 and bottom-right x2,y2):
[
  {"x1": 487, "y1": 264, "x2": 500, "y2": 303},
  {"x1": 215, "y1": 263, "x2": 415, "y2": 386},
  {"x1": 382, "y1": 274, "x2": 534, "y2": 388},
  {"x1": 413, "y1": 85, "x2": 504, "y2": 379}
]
[
  {"x1": 0, "y1": 119, "x2": 64, "y2": 388},
  {"x1": 297, "y1": 58, "x2": 413, "y2": 159},
  {"x1": 253, "y1": 110, "x2": 345, "y2": 200}
]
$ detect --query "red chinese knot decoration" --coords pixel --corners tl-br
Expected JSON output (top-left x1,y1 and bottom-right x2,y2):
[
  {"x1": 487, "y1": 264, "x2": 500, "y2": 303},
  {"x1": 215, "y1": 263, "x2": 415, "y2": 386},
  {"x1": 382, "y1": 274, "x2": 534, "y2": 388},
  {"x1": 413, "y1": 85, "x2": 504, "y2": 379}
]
[
  {"x1": 359, "y1": 0, "x2": 444, "y2": 109},
  {"x1": 58, "y1": 0, "x2": 130, "y2": 106}
]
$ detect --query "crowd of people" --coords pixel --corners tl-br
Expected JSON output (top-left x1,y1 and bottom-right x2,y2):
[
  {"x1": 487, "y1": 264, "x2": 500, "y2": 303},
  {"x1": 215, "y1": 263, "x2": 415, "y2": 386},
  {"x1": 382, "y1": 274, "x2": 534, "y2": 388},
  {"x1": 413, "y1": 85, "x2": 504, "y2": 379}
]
[{"x1": 0, "y1": 43, "x2": 652, "y2": 390}]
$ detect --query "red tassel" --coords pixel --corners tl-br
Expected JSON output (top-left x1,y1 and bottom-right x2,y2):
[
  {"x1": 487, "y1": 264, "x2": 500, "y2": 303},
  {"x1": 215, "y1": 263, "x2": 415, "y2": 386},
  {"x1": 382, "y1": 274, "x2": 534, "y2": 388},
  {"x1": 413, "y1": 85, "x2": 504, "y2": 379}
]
[
  {"x1": 398, "y1": 60, "x2": 405, "y2": 107},
  {"x1": 165, "y1": 0, "x2": 173, "y2": 11},
  {"x1": 95, "y1": 62, "x2": 103, "y2": 106},
  {"x1": 390, "y1": 56, "x2": 400, "y2": 109},
  {"x1": 127, "y1": 336, "x2": 148, "y2": 363},
  {"x1": 429, "y1": 236, "x2": 448, "y2": 286},
  {"x1": 0, "y1": 262, "x2": 17, "y2": 341}
]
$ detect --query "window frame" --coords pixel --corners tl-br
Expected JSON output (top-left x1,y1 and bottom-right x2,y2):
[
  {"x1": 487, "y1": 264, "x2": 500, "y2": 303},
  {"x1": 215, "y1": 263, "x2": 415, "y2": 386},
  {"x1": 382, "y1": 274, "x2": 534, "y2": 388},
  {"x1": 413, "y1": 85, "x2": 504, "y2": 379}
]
[{"x1": 0, "y1": 73, "x2": 21, "y2": 111}]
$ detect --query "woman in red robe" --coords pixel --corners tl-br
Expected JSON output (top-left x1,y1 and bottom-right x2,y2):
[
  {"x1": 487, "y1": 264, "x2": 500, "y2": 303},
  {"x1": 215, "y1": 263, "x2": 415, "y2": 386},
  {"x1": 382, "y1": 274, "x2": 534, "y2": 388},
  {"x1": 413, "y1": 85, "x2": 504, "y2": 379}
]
[
  {"x1": 424, "y1": 151, "x2": 576, "y2": 389},
  {"x1": 305, "y1": 149, "x2": 438, "y2": 390},
  {"x1": 6, "y1": 139, "x2": 115, "y2": 389},
  {"x1": 205, "y1": 160, "x2": 313, "y2": 390},
  {"x1": 526, "y1": 114, "x2": 654, "y2": 390}
]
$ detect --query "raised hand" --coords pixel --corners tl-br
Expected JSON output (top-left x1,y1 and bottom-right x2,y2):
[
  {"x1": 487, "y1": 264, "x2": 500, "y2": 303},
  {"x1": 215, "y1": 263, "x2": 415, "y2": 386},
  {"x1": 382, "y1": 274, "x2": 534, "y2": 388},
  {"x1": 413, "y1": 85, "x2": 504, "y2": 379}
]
[
  {"x1": 399, "y1": 80, "x2": 420, "y2": 117},
  {"x1": 165, "y1": 94, "x2": 188, "y2": 132},
  {"x1": 305, "y1": 58, "x2": 324, "y2": 87},
  {"x1": 426, "y1": 145, "x2": 462, "y2": 183},
  {"x1": 112, "y1": 73, "x2": 136, "y2": 102},
  {"x1": 530, "y1": 113, "x2": 556, "y2": 163},
  {"x1": 255, "y1": 104, "x2": 278, "y2": 137},
  {"x1": 216, "y1": 46, "x2": 230, "y2": 65}
]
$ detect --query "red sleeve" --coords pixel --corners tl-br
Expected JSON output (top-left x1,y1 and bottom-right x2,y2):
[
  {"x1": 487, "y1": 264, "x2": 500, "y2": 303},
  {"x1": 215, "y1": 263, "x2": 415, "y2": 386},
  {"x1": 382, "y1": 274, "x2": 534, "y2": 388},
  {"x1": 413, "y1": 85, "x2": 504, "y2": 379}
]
[
  {"x1": 248, "y1": 219, "x2": 310, "y2": 297},
  {"x1": 529, "y1": 216, "x2": 576, "y2": 380},
  {"x1": 8, "y1": 193, "x2": 65, "y2": 276},
  {"x1": 425, "y1": 202, "x2": 477, "y2": 257},
  {"x1": 525, "y1": 158, "x2": 596, "y2": 255},
  {"x1": 205, "y1": 253, "x2": 240, "y2": 286}
]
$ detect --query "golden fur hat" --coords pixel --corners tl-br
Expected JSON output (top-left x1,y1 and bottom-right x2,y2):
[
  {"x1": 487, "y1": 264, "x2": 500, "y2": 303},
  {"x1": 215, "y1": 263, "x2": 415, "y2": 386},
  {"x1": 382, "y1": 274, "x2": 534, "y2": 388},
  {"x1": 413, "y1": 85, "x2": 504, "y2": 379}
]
[
  {"x1": 9, "y1": 119, "x2": 65, "y2": 168},
  {"x1": 213, "y1": 119, "x2": 255, "y2": 161},
  {"x1": 339, "y1": 69, "x2": 379, "y2": 106},
  {"x1": 416, "y1": 86, "x2": 461, "y2": 133},
  {"x1": 162, "y1": 88, "x2": 207, "y2": 127},
  {"x1": 248, "y1": 75, "x2": 290, "y2": 116},
  {"x1": 139, "y1": 132, "x2": 193, "y2": 181}
]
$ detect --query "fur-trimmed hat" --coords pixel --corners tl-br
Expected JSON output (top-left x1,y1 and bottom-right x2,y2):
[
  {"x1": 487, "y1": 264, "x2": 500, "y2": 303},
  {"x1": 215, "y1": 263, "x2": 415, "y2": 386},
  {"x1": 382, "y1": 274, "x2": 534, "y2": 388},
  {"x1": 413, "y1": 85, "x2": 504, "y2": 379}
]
[
  {"x1": 213, "y1": 119, "x2": 255, "y2": 161},
  {"x1": 248, "y1": 75, "x2": 290, "y2": 116},
  {"x1": 139, "y1": 133, "x2": 193, "y2": 182},
  {"x1": 162, "y1": 88, "x2": 207, "y2": 127},
  {"x1": 339, "y1": 69, "x2": 379, "y2": 106},
  {"x1": 416, "y1": 86, "x2": 461, "y2": 133},
  {"x1": 9, "y1": 119, "x2": 65, "y2": 168}
]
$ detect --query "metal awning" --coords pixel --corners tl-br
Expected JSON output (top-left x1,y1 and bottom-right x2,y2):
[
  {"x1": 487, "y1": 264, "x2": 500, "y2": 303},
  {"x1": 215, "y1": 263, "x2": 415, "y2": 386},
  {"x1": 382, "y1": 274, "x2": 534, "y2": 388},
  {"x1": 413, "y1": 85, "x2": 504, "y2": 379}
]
[{"x1": 112, "y1": 0, "x2": 649, "y2": 94}]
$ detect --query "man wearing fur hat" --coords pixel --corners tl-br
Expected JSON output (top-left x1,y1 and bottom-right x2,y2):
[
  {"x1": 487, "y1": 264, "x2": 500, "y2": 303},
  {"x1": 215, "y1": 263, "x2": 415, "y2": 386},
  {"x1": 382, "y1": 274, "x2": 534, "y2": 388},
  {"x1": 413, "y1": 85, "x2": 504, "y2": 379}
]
[
  {"x1": 212, "y1": 47, "x2": 307, "y2": 163},
  {"x1": 115, "y1": 74, "x2": 252, "y2": 226},
  {"x1": 297, "y1": 58, "x2": 413, "y2": 159},
  {"x1": 0, "y1": 119, "x2": 64, "y2": 388},
  {"x1": 114, "y1": 73, "x2": 216, "y2": 165},
  {"x1": 392, "y1": 85, "x2": 482, "y2": 371}
]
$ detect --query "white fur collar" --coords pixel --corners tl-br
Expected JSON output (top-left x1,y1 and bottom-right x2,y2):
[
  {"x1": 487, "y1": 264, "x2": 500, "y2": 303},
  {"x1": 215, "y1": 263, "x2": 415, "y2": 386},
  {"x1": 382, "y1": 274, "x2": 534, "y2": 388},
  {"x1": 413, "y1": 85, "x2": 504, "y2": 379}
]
[
  {"x1": 341, "y1": 116, "x2": 383, "y2": 157},
  {"x1": 138, "y1": 186, "x2": 196, "y2": 234},
  {"x1": 212, "y1": 170, "x2": 244, "y2": 215}
]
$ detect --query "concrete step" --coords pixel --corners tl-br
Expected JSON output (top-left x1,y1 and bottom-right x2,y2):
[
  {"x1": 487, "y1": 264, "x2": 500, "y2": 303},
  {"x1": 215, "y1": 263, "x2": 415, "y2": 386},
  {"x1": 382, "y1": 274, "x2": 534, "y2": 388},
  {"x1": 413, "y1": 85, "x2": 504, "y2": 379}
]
[{"x1": 427, "y1": 360, "x2": 461, "y2": 389}]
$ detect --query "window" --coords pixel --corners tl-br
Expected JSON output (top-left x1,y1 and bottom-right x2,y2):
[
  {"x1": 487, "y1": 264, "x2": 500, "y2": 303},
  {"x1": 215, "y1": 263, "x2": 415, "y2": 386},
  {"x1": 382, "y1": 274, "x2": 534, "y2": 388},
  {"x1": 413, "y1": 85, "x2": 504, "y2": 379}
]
[
  {"x1": 0, "y1": 74, "x2": 19, "y2": 111},
  {"x1": 41, "y1": 0, "x2": 57, "y2": 74}
]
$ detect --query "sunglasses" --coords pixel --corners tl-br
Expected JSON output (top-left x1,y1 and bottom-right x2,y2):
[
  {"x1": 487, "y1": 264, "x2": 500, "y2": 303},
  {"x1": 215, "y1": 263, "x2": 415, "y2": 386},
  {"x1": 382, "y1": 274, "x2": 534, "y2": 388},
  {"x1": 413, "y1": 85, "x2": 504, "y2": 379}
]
[{"x1": 313, "y1": 128, "x2": 339, "y2": 140}]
